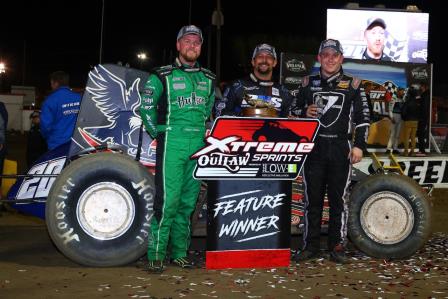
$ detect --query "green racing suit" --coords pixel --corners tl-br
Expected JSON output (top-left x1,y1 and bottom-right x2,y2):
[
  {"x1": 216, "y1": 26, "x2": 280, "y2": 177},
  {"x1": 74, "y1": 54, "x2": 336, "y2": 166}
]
[{"x1": 140, "y1": 58, "x2": 215, "y2": 261}]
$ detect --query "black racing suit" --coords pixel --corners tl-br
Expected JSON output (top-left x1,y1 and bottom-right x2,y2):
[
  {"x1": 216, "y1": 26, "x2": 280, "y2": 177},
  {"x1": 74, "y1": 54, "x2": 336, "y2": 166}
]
[
  {"x1": 297, "y1": 69, "x2": 370, "y2": 251},
  {"x1": 214, "y1": 73, "x2": 294, "y2": 117}
]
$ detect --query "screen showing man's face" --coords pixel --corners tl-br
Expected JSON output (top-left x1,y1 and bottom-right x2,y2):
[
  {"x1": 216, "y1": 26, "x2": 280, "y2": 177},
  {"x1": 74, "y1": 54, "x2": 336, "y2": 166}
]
[
  {"x1": 365, "y1": 26, "x2": 386, "y2": 57},
  {"x1": 326, "y1": 9, "x2": 429, "y2": 63}
]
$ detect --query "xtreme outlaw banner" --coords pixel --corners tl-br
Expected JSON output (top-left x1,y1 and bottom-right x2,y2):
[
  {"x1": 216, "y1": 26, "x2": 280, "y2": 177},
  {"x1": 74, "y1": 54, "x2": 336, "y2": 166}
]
[{"x1": 191, "y1": 117, "x2": 320, "y2": 180}]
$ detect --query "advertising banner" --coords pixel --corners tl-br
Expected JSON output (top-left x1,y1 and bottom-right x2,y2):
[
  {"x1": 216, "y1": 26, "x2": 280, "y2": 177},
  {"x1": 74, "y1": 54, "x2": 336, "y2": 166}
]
[
  {"x1": 191, "y1": 117, "x2": 320, "y2": 179},
  {"x1": 280, "y1": 53, "x2": 433, "y2": 151}
]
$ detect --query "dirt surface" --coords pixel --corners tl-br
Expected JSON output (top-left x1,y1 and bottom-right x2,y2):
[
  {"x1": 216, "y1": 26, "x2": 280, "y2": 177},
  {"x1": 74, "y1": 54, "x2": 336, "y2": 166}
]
[
  {"x1": 1, "y1": 132, "x2": 448, "y2": 298},
  {"x1": 0, "y1": 189, "x2": 447, "y2": 299}
]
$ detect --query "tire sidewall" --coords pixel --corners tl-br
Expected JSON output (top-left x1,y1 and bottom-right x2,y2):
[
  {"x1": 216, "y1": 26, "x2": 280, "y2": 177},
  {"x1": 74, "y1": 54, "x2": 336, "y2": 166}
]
[
  {"x1": 46, "y1": 152, "x2": 154, "y2": 267},
  {"x1": 348, "y1": 173, "x2": 431, "y2": 259}
]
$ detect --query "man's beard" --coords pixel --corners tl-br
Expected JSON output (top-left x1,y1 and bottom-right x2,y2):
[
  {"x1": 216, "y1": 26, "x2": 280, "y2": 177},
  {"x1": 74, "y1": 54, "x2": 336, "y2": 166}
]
[{"x1": 181, "y1": 50, "x2": 199, "y2": 63}]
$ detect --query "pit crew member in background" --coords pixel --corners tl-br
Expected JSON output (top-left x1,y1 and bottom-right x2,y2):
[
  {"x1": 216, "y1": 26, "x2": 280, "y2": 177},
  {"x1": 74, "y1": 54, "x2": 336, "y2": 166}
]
[
  {"x1": 140, "y1": 25, "x2": 215, "y2": 273},
  {"x1": 40, "y1": 71, "x2": 81, "y2": 150}
]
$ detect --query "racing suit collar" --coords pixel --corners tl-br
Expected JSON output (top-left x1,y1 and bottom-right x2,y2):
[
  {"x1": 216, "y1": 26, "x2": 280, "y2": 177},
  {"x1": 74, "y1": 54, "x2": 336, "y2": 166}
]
[
  {"x1": 320, "y1": 67, "x2": 343, "y2": 84},
  {"x1": 175, "y1": 57, "x2": 201, "y2": 72},
  {"x1": 249, "y1": 73, "x2": 274, "y2": 87}
]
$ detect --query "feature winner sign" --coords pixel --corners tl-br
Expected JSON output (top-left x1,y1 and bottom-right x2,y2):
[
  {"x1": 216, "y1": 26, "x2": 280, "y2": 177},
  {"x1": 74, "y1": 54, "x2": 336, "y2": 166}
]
[{"x1": 191, "y1": 117, "x2": 319, "y2": 269}]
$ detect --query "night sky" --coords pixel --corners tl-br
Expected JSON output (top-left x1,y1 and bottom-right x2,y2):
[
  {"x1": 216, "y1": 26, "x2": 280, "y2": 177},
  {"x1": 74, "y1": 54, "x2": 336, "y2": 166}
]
[{"x1": 1, "y1": 0, "x2": 444, "y2": 99}]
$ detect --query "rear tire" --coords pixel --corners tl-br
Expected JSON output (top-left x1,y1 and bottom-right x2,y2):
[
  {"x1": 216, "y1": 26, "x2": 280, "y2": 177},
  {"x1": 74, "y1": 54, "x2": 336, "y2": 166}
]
[
  {"x1": 46, "y1": 152, "x2": 154, "y2": 267},
  {"x1": 348, "y1": 173, "x2": 431, "y2": 259}
]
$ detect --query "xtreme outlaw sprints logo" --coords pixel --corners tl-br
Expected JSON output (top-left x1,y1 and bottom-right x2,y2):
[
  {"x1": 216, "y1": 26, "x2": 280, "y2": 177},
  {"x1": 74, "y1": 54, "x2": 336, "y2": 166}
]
[{"x1": 191, "y1": 117, "x2": 320, "y2": 180}]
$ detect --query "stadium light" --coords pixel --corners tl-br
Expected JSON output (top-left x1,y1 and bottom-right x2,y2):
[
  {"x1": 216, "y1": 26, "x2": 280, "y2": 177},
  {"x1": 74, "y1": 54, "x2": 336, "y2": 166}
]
[{"x1": 137, "y1": 53, "x2": 147, "y2": 60}]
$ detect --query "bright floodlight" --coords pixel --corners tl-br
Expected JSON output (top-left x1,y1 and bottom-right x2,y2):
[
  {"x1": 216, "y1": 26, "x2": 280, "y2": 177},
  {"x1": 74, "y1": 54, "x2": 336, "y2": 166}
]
[
  {"x1": 0, "y1": 62, "x2": 5, "y2": 74},
  {"x1": 137, "y1": 53, "x2": 147, "y2": 60}
]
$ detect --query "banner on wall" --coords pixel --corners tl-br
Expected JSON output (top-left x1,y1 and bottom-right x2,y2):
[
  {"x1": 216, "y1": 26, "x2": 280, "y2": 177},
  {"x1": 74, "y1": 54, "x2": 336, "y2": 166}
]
[{"x1": 280, "y1": 53, "x2": 433, "y2": 151}]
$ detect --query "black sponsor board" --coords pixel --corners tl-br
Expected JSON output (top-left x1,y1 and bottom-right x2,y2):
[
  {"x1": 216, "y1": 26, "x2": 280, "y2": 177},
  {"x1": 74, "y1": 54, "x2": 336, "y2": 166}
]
[
  {"x1": 207, "y1": 180, "x2": 291, "y2": 251},
  {"x1": 192, "y1": 117, "x2": 319, "y2": 269}
]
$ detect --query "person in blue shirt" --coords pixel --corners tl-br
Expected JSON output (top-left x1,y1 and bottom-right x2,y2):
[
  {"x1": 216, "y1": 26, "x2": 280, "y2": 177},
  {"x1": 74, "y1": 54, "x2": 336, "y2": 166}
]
[{"x1": 40, "y1": 71, "x2": 81, "y2": 150}]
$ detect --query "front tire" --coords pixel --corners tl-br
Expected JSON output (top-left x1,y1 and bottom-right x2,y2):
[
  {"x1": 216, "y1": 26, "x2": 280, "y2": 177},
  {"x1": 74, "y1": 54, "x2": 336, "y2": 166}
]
[
  {"x1": 348, "y1": 173, "x2": 431, "y2": 259},
  {"x1": 46, "y1": 152, "x2": 155, "y2": 267}
]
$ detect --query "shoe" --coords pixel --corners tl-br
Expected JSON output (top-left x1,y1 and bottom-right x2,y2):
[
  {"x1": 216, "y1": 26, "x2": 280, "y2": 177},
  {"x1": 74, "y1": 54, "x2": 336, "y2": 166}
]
[
  {"x1": 329, "y1": 245, "x2": 347, "y2": 264},
  {"x1": 415, "y1": 151, "x2": 427, "y2": 157},
  {"x1": 145, "y1": 260, "x2": 165, "y2": 274},
  {"x1": 170, "y1": 256, "x2": 195, "y2": 269},
  {"x1": 294, "y1": 249, "x2": 320, "y2": 262},
  {"x1": 392, "y1": 150, "x2": 400, "y2": 154}
]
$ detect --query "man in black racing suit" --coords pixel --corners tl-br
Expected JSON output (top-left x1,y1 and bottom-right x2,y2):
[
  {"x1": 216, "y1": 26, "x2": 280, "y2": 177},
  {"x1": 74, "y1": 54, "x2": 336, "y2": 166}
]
[
  {"x1": 215, "y1": 43, "x2": 293, "y2": 117},
  {"x1": 294, "y1": 39, "x2": 370, "y2": 264}
]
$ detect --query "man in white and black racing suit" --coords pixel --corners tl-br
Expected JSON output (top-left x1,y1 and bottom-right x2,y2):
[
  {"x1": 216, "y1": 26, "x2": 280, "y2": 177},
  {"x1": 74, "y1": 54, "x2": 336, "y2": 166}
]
[
  {"x1": 214, "y1": 43, "x2": 293, "y2": 117},
  {"x1": 295, "y1": 39, "x2": 370, "y2": 264}
]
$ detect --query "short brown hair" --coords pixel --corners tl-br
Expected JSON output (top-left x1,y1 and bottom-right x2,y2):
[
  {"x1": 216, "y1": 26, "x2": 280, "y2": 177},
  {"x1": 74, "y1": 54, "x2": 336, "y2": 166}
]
[{"x1": 50, "y1": 71, "x2": 69, "y2": 86}]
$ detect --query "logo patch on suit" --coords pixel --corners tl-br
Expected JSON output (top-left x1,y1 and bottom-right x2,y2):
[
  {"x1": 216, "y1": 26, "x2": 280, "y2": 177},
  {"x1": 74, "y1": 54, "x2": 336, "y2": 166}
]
[{"x1": 312, "y1": 92, "x2": 345, "y2": 127}]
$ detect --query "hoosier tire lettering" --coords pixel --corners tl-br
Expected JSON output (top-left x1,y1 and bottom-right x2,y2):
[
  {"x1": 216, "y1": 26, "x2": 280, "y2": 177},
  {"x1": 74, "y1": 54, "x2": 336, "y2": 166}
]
[
  {"x1": 46, "y1": 153, "x2": 155, "y2": 267},
  {"x1": 348, "y1": 173, "x2": 431, "y2": 259}
]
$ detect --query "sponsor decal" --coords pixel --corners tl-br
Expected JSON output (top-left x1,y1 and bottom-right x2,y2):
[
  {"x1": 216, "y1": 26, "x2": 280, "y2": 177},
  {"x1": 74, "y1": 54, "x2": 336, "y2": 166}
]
[
  {"x1": 191, "y1": 117, "x2": 320, "y2": 179},
  {"x1": 143, "y1": 89, "x2": 153, "y2": 96},
  {"x1": 243, "y1": 86, "x2": 258, "y2": 91},
  {"x1": 173, "y1": 83, "x2": 186, "y2": 90},
  {"x1": 285, "y1": 59, "x2": 306, "y2": 72},
  {"x1": 337, "y1": 80, "x2": 349, "y2": 89},
  {"x1": 272, "y1": 87, "x2": 279, "y2": 96},
  {"x1": 17, "y1": 157, "x2": 66, "y2": 200},
  {"x1": 411, "y1": 49, "x2": 428, "y2": 61},
  {"x1": 312, "y1": 92, "x2": 345, "y2": 128},
  {"x1": 177, "y1": 92, "x2": 205, "y2": 108},
  {"x1": 411, "y1": 67, "x2": 428, "y2": 80},
  {"x1": 284, "y1": 77, "x2": 302, "y2": 85}
]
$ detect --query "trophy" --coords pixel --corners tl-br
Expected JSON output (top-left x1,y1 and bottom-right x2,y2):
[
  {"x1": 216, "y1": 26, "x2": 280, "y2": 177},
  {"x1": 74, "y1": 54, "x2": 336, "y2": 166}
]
[{"x1": 241, "y1": 94, "x2": 278, "y2": 117}]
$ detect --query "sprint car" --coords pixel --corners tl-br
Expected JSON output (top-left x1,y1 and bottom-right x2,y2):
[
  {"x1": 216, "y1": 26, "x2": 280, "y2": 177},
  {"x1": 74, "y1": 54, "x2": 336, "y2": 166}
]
[{"x1": 4, "y1": 64, "x2": 431, "y2": 267}]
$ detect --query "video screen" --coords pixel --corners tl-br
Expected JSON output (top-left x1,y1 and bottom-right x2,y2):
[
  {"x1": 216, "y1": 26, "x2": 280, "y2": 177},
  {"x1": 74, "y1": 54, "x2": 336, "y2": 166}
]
[{"x1": 326, "y1": 9, "x2": 429, "y2": 63}]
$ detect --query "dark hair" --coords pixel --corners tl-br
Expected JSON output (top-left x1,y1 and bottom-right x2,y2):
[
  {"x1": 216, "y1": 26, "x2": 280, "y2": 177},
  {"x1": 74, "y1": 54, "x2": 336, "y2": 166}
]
[{"x1": 50, "y1": 71, "x2": 69, "y2": 86}]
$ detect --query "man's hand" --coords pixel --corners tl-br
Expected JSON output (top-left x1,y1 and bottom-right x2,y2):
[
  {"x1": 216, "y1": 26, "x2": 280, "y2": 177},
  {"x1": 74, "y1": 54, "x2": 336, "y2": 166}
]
[
  {"x1": 306, "y1": 104, "x2": 319, "y2": 118},
  {"x1": 349, "y1": 147, "x2": 363, "y2": 164}
]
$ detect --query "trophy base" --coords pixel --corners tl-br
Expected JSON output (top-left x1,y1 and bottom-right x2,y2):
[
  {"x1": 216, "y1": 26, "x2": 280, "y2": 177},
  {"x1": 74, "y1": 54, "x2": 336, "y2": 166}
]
[{"x1": 242, "y1": 107, "x2": 278, "y2": 117}]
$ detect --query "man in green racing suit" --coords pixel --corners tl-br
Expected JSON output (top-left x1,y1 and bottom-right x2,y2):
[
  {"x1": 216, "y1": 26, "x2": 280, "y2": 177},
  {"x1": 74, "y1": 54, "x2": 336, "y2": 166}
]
[{"x1": 140, "y1": 25, "x2": 215, "y2": 273}]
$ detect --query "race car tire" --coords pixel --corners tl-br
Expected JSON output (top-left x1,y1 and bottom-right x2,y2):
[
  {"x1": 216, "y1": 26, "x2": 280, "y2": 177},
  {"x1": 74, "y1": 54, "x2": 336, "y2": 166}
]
[
  {"x1": 348, "y1": 173, "x2": 431, "y2": 259},
  {"x1": 46, "y1": 152, "x2": 154, "y2": 267}
]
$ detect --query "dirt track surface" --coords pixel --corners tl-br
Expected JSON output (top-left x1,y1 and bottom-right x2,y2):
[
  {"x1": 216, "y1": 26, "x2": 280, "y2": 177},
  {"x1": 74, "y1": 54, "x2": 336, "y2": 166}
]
[
  {"x1": 2, "y1": 132, "x2": 448, "y2": 298},
  {"x1": 1, "y1": 190, "x2": 447, "y2": 299}
]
